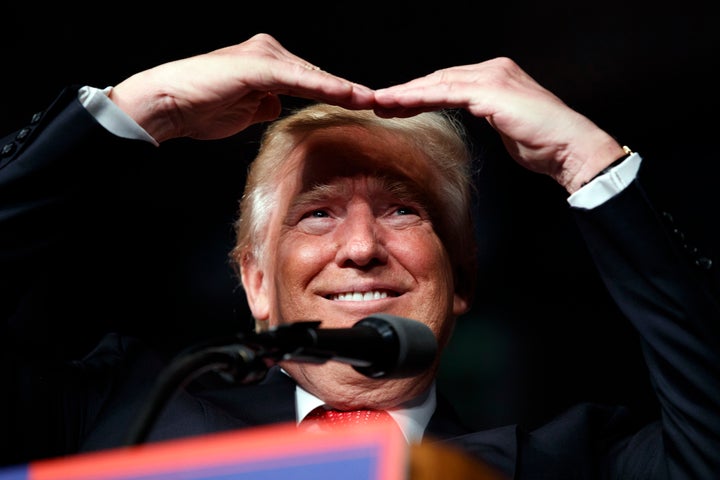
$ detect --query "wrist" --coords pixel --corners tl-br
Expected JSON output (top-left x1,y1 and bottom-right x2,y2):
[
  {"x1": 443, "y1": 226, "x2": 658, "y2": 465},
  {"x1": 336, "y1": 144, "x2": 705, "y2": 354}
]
[
  {"x1": 581, "y1": 145, "x2": 633, "y2": 185},
  {"x1": 563, "y1": 141, "x2": 629, "y2": 194},
  {"x1": 111, "y1": 74, "x2": 170, "y2": 143}
]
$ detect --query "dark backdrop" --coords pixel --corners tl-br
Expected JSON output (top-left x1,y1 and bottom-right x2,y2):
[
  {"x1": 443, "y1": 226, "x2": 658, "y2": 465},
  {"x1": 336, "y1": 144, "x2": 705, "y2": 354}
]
[{"x1": 2, "y1": 1, "x2": 718, "y2": 431}]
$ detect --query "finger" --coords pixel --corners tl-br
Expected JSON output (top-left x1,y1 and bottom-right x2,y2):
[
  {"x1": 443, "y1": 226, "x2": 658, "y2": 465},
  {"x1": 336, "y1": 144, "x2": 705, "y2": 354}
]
[
  {"x1": 375, "y1": 83, "x2": 474, "y2": 111},
  {"x1": 268, "y1": 65, "x2": 376, "y2": 109},
  {"x1": 301, "y1": 63, "x2": 322, "y2": 71},
  {"x1": 374, "y1": 63, "x2": 502, "y2": 106},
  {"x1": 259, "y1": 35, "x2": 328, "y2": 76},
  {"x1": 230, "y1": 34, "x2": 377, "y2": 108}
]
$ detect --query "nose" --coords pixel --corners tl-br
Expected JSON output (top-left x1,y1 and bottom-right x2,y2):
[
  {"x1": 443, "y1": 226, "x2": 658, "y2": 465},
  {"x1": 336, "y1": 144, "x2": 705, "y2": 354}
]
[{"x1": 334, "y1": 207, "x2": 388, "y2": 268}]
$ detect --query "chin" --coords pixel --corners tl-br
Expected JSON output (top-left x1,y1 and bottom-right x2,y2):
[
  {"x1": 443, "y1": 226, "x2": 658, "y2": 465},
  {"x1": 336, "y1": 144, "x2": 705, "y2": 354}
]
[{"x1": 281, "y1": 360, "x2": 435, "y2": 410}]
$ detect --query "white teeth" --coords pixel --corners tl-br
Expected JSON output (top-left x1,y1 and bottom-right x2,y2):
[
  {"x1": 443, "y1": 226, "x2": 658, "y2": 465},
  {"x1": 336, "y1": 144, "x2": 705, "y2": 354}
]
[{"x1": 331, "y1": 291, "x2": 389, "y2": 301}]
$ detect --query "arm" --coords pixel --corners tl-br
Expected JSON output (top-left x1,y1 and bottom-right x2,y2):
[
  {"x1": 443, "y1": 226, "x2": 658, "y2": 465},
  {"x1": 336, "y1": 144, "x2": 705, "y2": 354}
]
[
  {"x1": 572, "y1": 177, "x2": 720, "y2": 478},
  {"x1": 1, "y1": 31, "x2": 375, "y2": 350},
  {"x1": 0, "y1": 33, "x2": 374, "y2": 253},
  {"x1": 1, "y1": 32, "x2": 376, "y2": 345},
  {"x1": 0, "y1": 87, "x2": 157, "y2": 465},
  {"x1": 375, "y1": 58, "x2": 720, "y2": 477},
  {"x1": 0, "y1": 33, "x2": 375, "y2": 465}
]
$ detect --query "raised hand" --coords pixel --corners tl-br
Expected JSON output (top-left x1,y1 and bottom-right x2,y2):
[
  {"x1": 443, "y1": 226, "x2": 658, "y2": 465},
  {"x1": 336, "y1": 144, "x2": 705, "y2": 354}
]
[
  {"x1": 374, "y1": 57, "x2": 625, "y2": 193},
  {"x1": 111, "y1": 33, "x2": 375, "y2": 143}
]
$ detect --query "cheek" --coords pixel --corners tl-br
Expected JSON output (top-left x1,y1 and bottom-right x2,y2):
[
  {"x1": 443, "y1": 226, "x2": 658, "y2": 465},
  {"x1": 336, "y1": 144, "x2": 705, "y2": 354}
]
[
  {"x1": 277, "y1": 235, "x2": 334, "y2": 286},
  {"x1": 393, "y1": 231, "x2": 456, "y2": 333},
  {"x1": 393, "y1": 230, "x2": 452, "y2": 280}
]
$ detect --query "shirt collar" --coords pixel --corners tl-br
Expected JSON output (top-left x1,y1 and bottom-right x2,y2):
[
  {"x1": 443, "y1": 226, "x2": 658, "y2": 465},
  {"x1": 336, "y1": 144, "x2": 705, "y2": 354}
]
[{"x1": 294, "y1": 380, "x2": 437, "y2": 444}]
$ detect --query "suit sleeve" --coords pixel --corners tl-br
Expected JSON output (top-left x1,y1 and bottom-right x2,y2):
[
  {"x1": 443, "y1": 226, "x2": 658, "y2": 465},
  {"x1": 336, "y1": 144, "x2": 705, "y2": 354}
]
[
  {"x1": 571, "y1": 167, "x2": 720, "y2": 478},
  {"x1": 0, "y1": 87, "x2": 158, "y2": 465}
]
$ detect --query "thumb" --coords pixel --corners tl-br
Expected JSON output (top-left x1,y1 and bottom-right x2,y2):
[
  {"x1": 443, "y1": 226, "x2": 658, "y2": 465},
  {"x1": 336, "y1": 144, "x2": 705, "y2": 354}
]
[{"x1": 252, "y1": 93, "x2": 283, "y2": 124}]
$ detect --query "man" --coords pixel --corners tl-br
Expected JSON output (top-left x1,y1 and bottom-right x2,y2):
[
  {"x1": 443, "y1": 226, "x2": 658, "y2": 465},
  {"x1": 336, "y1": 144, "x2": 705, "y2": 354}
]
[
  {"x1": 0, "y1": 33, "x2": 718, "y2": 478},
  {"x1": 231, "y1": 103, "x2": 476, "y2": 417}
]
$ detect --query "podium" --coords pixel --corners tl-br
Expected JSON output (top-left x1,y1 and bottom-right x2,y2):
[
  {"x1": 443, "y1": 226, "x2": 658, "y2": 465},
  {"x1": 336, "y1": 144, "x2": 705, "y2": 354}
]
[
  {"x1": 0, "y1": 421, "x2": 405, "y2": 480},
  {"x1": 0, "y1": 422, "x2": 507, "y2": 480}
]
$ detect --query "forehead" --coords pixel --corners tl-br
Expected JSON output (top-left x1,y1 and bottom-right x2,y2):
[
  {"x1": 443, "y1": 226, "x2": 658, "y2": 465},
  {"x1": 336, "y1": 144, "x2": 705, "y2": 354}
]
[{"x1": 281, "y1": 125, "x2": 438, "y2": 193}]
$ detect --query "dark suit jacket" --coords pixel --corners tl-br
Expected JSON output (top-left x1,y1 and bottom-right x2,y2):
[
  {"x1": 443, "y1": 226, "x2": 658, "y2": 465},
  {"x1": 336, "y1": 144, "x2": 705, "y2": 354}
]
[{"x1": 1, "y1": 87, "x2": 719, "y2": 479}]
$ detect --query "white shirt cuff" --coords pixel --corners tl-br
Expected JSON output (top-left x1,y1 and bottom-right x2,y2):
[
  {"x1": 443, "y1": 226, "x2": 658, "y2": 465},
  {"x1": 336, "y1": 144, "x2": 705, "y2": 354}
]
[
  {"x1": 77, "y1": 86, "x2": 159, "y2": 146},
  {"x1": 567, "y1": 153, "x2": 642, "y2": 209}
]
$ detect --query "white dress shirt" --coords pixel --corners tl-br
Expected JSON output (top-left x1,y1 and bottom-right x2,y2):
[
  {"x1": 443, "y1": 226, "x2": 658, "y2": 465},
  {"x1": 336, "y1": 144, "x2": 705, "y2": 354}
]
[{"x1": 295, "y1": 379, "x2": 436, "y2": 444}]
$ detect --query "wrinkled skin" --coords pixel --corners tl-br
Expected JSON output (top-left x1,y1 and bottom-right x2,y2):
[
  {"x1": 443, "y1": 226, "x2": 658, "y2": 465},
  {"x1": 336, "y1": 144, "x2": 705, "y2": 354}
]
[{"x1": 241, "y1": 126, "x2": 470, "y2": 409}]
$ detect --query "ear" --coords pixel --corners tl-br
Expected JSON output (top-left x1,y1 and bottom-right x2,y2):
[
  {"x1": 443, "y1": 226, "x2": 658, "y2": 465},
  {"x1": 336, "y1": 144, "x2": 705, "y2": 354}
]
[
  {"x1": 452, "y1": 292, "x2": 470, "y2": 316},
  {"x1": 240, "y1": 253, "x2": 270, "y2": 324}
]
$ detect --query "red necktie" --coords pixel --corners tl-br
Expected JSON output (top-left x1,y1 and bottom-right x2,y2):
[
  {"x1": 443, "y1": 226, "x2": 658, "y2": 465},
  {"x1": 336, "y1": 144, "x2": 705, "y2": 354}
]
[{"x1": 300, "y1": 407, "x2": 396, "y2": 432}]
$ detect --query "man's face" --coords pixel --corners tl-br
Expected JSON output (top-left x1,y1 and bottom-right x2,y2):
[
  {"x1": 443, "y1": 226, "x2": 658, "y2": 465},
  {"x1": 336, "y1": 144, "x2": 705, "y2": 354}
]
[{"x1": 242, "y1": 126, "x2": 469, "y2": 409}]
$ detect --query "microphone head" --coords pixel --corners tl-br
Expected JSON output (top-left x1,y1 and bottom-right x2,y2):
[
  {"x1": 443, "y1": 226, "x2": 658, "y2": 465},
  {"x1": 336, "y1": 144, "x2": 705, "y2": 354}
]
[{"x1": 353, "y1": 314, "x2": 438, "y2": 378}]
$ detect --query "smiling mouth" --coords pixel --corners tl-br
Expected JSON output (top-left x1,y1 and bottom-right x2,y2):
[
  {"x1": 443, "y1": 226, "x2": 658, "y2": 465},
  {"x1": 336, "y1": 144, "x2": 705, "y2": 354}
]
[{"x1": 327, "y1": 290, "x2": 396, "y2": 301}]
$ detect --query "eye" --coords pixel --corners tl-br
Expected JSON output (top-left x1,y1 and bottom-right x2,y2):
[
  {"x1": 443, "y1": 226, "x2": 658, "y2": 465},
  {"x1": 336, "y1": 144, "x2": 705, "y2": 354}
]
[
  {"x1": 302, "y1": 209, "x2": 330, "y2": 219},
  {"x1": 295, "y1": 208, "x2": 335, "y2": 235},
  {"x1": 395, "y1": 206, "x2": 419, "y2": 216},
  {"x1": 384, "y1": 204, "x2": 426, "y2": 228}
]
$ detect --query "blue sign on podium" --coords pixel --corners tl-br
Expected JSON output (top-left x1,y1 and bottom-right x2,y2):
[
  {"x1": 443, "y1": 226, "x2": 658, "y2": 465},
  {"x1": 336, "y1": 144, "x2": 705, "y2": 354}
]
[{"x1": 0, "y1": 421, "x2": 408, "y2": 480}]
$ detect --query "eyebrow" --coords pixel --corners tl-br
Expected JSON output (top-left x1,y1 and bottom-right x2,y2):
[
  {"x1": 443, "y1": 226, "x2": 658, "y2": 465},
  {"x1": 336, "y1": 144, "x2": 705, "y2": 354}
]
[
  {"x1": 299, "y1": 175, "x2": 427, "y2": 204},
  {"x1": 295, "y1": 182, "x2": 350, "y2": 205},
  {"x1": 285, "y1": 175, "x2": 432, "y2": 220}
]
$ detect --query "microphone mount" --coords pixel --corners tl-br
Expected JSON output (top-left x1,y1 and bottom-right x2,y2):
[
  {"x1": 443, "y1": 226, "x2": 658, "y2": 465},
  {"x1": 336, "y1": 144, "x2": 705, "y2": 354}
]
[{"x1": 124, "y1": 315, "x2": 436, "y2": 446}]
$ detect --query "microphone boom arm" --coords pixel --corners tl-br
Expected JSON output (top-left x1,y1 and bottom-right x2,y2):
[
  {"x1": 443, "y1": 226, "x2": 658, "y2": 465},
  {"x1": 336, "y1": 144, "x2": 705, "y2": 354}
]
[{"x1": 124, "y1": 315, "x2": 436, "y2": 446}]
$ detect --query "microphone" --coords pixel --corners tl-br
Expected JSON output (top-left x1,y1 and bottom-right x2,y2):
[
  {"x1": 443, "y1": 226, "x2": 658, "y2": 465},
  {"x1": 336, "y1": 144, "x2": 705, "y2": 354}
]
[
  {"x1": 249, "y1": 314, "x2": 438, "y2": 378},
  {"x1": 124, "y1": 314, "x2": 436, "y2": 445}
]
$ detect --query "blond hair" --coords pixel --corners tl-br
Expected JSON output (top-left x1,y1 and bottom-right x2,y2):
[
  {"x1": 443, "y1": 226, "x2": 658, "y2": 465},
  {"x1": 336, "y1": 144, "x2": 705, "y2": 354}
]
[{"x1": 230, "y1": 104, "x2": 478, "y2": 302}]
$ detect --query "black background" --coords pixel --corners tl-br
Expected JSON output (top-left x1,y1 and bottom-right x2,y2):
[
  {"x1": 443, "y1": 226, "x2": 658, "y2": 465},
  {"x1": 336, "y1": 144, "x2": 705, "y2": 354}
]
[{"x1": 2, "y1": 1, "x2": 718, "y2": 431}]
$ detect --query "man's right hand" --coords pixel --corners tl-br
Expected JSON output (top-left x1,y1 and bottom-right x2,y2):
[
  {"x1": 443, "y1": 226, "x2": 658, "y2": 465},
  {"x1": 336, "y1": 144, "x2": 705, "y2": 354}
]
[{"x1": 373, "y1": 57, "x2": 626, "y2": 194}]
